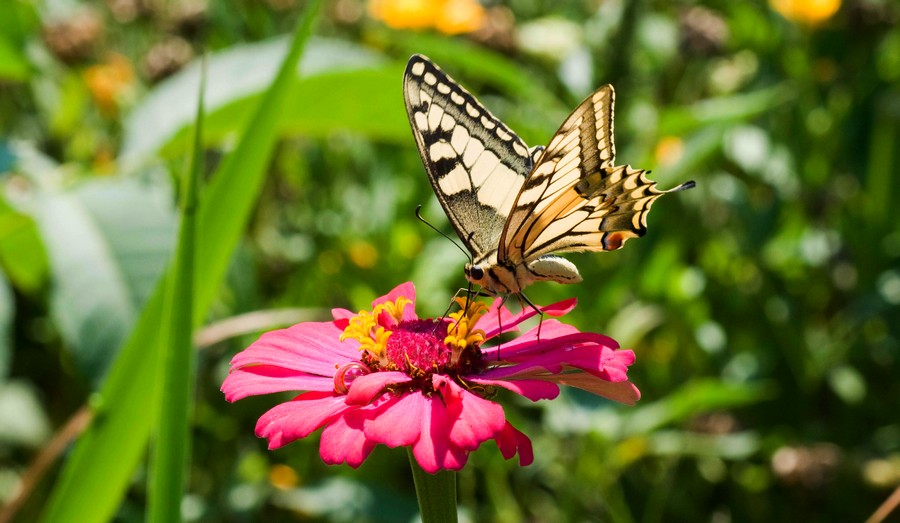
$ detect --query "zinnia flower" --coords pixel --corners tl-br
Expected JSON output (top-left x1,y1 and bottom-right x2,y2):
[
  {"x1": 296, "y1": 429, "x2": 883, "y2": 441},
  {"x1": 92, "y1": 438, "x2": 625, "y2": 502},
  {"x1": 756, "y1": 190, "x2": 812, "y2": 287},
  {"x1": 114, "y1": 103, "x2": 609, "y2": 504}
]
[{"x1": 222, "y1": 282, "x2": 639, "y2": 473}]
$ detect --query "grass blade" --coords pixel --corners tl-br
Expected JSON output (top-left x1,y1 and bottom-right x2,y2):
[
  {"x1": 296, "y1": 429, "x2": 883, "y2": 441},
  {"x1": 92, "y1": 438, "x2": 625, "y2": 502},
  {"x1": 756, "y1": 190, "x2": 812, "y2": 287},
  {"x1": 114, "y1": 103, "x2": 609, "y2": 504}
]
[
  {"x1": 146, "y1": 58, "x2": 204, "y2": 523},
  {"x1": 39, "y1": 2, "x2": 323, "y2": 521}
]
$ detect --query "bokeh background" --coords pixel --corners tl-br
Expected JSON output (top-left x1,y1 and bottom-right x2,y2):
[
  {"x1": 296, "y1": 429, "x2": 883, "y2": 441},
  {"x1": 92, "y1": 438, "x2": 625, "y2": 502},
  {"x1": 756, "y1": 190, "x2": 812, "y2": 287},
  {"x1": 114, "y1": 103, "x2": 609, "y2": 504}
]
[{"x1": 1, "y1": 0, "x2": 899, "y2": 521}]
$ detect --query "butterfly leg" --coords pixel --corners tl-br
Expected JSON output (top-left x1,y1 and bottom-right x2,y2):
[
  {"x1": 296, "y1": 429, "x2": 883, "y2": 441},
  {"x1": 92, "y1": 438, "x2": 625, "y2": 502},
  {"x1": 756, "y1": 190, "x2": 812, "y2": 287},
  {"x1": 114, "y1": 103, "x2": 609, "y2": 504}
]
[
  {"x1": 517, "y1": 292, "x2": 545, "y2": 341},
  {"x1": 494, "y1": 293, "x2": 511, "y2": 360},
  {"x1": 440, "y1": 283, "x2": 492, "y2": 337}
]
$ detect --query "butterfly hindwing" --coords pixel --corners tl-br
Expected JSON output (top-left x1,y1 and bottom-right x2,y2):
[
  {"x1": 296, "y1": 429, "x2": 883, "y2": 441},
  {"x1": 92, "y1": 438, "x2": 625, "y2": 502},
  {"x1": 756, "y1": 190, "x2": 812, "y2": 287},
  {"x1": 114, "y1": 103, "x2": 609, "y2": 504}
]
[
  {"x1": 403, "y1": 54, "x2": 535, "y2": 259},
  {"x1": 500, "y1": 85, "x2": 675, "y2": 263}
]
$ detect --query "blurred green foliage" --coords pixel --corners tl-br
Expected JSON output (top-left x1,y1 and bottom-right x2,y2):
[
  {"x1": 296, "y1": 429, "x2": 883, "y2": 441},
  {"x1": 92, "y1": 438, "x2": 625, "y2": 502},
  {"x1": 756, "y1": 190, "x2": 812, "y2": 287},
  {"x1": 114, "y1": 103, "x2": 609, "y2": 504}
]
[{"x1": 0, "y1": 0, "x2": 898, "y2": 521}]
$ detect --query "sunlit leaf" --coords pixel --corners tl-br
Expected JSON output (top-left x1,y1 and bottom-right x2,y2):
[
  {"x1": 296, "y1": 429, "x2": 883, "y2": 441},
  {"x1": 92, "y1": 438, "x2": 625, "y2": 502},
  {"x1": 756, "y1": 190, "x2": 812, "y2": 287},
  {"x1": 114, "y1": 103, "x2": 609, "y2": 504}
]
[
  {"x1": 0, "y1": 195, "x2": 48, "y2": 294},
  {"x1": 658, "y1": 85, "x2": 794, "y2": 136},
  {"x1": 122, "y1": 37, "x2": 398, "y2": 160},
  {"x1": 623, "y1": 379, "x2": 772, "y2": 435},
  {"x1": 0, "y1": 34, "x2": 29, "y2": 81}
]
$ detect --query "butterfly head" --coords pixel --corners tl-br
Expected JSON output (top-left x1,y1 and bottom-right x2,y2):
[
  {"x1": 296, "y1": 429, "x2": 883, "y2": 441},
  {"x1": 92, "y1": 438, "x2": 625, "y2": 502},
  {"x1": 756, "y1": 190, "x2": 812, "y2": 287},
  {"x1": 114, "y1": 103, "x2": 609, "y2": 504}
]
[
  {"x1": 463, "y1": 263, "x2": 487, "y2": 288},
  {"x1": 464, "y1": 260, "x2": 521, "y2": 296}
]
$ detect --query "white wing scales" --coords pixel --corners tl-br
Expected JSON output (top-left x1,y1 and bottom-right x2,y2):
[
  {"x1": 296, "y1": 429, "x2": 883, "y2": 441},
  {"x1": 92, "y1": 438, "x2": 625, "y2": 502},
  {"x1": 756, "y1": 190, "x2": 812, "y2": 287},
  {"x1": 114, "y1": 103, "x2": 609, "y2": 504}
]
[{"x1": 403, "y1": 55, "x2": 536, "y2": 258}]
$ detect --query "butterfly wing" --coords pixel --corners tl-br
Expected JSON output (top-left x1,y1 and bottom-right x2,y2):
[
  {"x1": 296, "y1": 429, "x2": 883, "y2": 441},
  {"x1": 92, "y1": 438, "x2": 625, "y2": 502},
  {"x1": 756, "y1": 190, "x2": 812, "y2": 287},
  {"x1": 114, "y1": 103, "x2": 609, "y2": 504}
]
[
  {"x1": 403, "y1": 54, "x2": 536, "y2": 260},
  {"x1": 500, "y1": 85, "x2": 688, "y2": 265}
]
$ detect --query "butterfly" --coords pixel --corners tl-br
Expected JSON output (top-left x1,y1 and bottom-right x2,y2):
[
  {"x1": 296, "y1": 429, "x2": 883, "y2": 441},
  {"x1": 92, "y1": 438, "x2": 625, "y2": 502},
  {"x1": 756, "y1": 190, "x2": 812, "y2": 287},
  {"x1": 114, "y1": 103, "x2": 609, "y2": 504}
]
[{"x1": 404, "y1": 54, "x2": 694, "y2": 296}]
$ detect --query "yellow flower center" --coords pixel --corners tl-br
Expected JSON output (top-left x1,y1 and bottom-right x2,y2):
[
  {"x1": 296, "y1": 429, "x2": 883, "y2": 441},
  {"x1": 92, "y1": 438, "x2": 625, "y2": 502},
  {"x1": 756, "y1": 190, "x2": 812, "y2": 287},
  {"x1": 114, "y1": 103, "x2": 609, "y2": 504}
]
[
  {"x1": 340, "y1": 296, "x2": 412, "y2": 364},
  {"x1": 444, "y1": 298, "x2": 488, "y2": 365}
]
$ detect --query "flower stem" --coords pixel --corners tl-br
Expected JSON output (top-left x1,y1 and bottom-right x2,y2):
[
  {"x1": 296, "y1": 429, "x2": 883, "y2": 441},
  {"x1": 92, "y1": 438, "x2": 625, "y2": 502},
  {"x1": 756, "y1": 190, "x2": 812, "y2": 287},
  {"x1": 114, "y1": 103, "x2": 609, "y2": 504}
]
[{"x1": 408, "y1": 449, "x2": 458, "y2": 523}]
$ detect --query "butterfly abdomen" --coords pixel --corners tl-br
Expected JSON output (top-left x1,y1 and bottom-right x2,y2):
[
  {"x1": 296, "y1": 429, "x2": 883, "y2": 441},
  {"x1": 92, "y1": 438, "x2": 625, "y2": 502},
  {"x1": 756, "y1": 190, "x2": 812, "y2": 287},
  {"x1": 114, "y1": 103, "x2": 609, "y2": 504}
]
[{"x1": 524, "y1": 255, "x2": 582, "y2": 284}]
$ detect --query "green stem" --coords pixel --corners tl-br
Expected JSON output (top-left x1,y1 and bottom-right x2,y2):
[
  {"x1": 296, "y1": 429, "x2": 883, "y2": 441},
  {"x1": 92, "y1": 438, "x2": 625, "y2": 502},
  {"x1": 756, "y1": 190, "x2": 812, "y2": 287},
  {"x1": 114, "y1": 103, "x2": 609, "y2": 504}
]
[{"x1": 408, "y1": 449, "x2": 458, "y2": 523}]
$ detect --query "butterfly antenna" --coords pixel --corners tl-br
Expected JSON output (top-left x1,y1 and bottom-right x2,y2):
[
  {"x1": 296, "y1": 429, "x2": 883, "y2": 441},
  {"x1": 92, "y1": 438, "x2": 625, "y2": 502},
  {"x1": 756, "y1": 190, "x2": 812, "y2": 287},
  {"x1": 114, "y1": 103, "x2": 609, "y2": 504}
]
[{"x1": 415, "y1": 205, "x2": 472, "y2": 262}]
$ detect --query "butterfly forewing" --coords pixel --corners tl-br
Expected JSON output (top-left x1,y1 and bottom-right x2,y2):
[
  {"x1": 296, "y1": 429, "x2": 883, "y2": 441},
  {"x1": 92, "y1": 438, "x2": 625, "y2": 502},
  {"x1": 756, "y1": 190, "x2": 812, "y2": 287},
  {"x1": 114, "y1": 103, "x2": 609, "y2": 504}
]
[{"x1": 403, "y1": 54, "x2": 535, "y2": 258}]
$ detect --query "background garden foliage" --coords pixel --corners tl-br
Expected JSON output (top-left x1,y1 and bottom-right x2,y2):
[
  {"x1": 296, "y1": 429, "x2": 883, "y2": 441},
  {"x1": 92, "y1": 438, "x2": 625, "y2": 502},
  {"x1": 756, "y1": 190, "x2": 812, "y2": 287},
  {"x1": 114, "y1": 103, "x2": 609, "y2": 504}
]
[{"x1": 0, "y1": 0, "x2": 899, "y2": 521}]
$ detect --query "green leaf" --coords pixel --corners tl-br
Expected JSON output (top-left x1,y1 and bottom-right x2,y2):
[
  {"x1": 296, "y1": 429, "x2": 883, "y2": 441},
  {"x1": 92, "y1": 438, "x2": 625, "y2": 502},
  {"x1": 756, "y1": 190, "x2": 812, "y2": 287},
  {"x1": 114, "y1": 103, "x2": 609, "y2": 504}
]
[
  {"x1": 647, "y1": 430, "x2": 760, "y2": 460},
  {"x1": 148, "y1": 57, "x2": 204, "y2": 523},
  {"x1": 155, "y1": 64, "x2": 409, "y2": 158},
  {"x1": 28, "y1": 178, "x2": 177, "y2": 381},
  {"x1": 0, "y1": 196, "x2": 48, "y2": 294},
  {"x1": 623, "y1": 379, "x2": 772, "y2": 436},
  {"x1": 0, "y1": 34, "x2": 29, "y2": 81},
  {"x1": 0, "y1": 1, "x2": 36, "y2": 83},
  {"x1": 658, "y1": 85, "x2": 795, "y2": 136},
  {"x1": 40, "y1": 2, "x2": 323, "y2": 520},
  {"x1": 121, "y1": 37, "x2": 398, "y2": 160}
]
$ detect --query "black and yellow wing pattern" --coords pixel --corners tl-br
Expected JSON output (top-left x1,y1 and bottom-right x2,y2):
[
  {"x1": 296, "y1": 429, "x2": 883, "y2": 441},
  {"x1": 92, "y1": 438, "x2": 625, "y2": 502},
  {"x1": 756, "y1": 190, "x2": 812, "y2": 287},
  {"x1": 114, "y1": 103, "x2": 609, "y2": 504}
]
[{"x1": 404, "y1": 54, "x2": 693, "y2": 295}]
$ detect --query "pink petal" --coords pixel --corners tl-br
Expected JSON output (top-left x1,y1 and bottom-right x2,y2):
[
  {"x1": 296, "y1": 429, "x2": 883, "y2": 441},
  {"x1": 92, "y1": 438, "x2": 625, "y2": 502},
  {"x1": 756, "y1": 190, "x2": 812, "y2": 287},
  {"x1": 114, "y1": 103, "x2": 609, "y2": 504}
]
[
  {"x1": 363, "y1": 392, "x2": 426, "y2": 447},
  {"x1": 480, "y1": 298, "x2": 577, "y2": 339},
  {"x1": 346, "y1": 371, "x2": 412, "y2": 405},
  {"x1": 487, "y1": 325, "x2": 619, "y2": 362},
  {"x1": 331, "y1": 308, "x2": 354, "y2": 321},
  {"x1": 229, "y1": 321, "x2": 359, "y2": 376},
  {"x1": 539, "y1": 297, "x2": 577, "y2": 317},
  {"x1": 255, "y1": 392, "x2": 352, "y2": 449},
  {"x1": 552, "y1": 374, "x2": 641, "y2": 405},
  {"x1": 222, "y1": 365, "x2": 334, "y2": 401},
  {"x1": 374, "y1": 282, "x2": 418, "y2": 321},
  {"x1": 466, "y1": 377, "x2": 560, "y2": 401},
  {"x1": 319, "y1": 413, "x2": 377, "y2": 468},
  {"x1": 481, "y1": 341, "x2": 623, "y2": 381},
  {"x1": 480, "y1": 320, "x2": 581, "y2": 359},
  {"x1": 495, "y1": 422, "x2": 533, "y2": 466},
  {"x1": 600, "y1": 350, "x2": 636, "y2": 382},
  {"x1": 488, "y1": 346, "x2": 614, "y2": 378},
  {"x1": 411, "y1": 397, "x2": 468, "y2": 473},
  {"x1": 433, "y1": 375, "x2": 506, "y2": 451},
  {"x1": 476, "y1": 299, "x2": 519, "y2": 338}
]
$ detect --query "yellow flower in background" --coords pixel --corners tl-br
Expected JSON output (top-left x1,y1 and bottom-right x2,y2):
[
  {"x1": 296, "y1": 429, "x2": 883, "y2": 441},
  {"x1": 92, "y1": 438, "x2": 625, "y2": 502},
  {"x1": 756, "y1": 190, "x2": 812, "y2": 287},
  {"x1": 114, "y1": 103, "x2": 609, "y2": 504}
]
[
  {"x1": 83, "y1": 53, "x2": 135, "y2": 117},
  {"x1": 347, "y1": 240, "x2": 379, "y2": 269},
  {"x1": 770, "y1": 0, "x2": 841, "y2": 26},
  {"x1": 369, "y1": 0, "x2": 434, "y2": 30},
  {"x1": 369, "y1": 0, "x2": 485, "y2": 34},
  {"x1": 434, "y1": 0, "x2": 486, "y2": 35},
  {"x1": 654, "y1": 136, "x2": 685, "y2": 167}
]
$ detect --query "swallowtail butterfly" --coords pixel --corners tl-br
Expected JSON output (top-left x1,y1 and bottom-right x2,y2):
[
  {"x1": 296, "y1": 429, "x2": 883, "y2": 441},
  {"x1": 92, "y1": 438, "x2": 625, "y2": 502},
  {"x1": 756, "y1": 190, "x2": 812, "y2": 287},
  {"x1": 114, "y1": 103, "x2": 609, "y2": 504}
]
[{"x1": 404, "y1": 54, "x2": 694, "y2": 296}]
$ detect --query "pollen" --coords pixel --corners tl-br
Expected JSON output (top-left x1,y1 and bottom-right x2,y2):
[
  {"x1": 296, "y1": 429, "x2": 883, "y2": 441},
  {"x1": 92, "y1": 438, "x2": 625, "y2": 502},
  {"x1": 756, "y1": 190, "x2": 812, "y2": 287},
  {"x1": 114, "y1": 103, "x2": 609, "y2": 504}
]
[
  {"x1": 444, "y1": 298, "x2": 488, "y2": 364},
  {"x1": 341, "y1": 308, "x2": 391, "y2": 360},
  {"x1": 339, "y1": 294, "x2": 487, "y2": 383},
  {"x1": 380, "y1": 296, "x2": 412, "y2": 323},
  {"x1": 340, "y1": 296, "x2": 413, "y2": 363}
]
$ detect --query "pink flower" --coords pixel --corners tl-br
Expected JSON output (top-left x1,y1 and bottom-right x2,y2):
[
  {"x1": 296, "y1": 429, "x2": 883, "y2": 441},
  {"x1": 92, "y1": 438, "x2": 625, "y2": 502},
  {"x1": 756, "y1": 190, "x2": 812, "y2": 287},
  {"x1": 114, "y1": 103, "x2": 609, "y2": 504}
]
[{"x1": 221, "y1": 282, "x2": 640, "y2": 473}]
